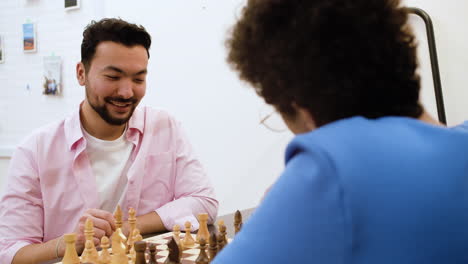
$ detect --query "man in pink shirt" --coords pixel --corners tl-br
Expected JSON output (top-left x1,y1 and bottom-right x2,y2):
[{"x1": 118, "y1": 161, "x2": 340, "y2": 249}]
[{"x1": 0, "y1": 18, "x2": 218, "y2": 264}]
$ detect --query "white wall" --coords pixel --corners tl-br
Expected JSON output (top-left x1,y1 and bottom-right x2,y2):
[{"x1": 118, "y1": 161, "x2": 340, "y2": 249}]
[{"x1": 0, "y1": 0, "x2": 467, "y2": 215}]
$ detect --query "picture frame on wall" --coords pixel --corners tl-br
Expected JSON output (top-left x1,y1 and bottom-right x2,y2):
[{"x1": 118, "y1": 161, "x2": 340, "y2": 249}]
[
  {"x1": 22, "y1": 22, "x2": 36, "y2": 53},
  {"x1": 64, "y1": 0, "x2": 80, "y2": 11},
  {"x1": 43, "y1": 55, "x2": 62, "y2": 95},
  {"x1": 0, "y1": 35, "x2": 4, "y2": 64}
]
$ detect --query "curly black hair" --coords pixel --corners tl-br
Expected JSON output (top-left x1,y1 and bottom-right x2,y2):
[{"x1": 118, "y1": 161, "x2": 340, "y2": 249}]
[
  {"x1": 81, "y1": 18, "x2": 151, "y2": 71},
  {"x1": 226, "y1": 0, "x2": 422, "y2": 126}
]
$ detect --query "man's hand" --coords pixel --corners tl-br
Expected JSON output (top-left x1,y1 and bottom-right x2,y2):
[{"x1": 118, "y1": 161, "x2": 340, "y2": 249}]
[{"x1": 67, "y1": 209, "x2": 116, "y2": 254}]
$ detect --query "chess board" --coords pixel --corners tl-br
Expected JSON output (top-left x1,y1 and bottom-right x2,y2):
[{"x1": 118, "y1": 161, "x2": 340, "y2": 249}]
[
  {"x1": 143, "y1": 231, "x2": 232, "y2": 264},
  {"x1": 55, "y1": 231, "x2": 231, "y2": 264}
]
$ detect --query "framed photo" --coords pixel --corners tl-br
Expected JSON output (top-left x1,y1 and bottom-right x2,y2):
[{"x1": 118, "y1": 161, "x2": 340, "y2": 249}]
[
  {"x1": 43, "y1": 56, "x2": 62, "y2": 95},
  {"x1": 22, "y1": 23, "x2": 36, "y2": 53},
  {"x1": 64, "y1": 0, "x2": 80, "y2": 11},
  {"x1": 0, "y1": 35, "x2": 4, "y2": 64}
]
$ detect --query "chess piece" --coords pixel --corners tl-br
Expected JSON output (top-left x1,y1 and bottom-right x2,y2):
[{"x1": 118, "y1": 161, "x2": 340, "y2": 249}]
[
  {"x1": 217, "y1": 233, "x2": 225, "y2": 252},
  {"x1": 127, "y1": 207, "x2": 137, "y2": 252},
  {"x1": 208, "y1": 232, "x2": 217, "y2": 260},
  {"x1": 165, "y1": 236, "x2": 181, "y2": 264},
  {"x1": 99, "y1": 236, "x2": 111, "y2": 264},
  {"x1": 148, "y1": 243, "x2": 158, "y2": 264},
  {"x1": 195, "y1": 238, "x2": 209, "y2": 264},
  {"x1": 234, "y1": 210, "x2": 243, "y2": 234},
  {"x1": 129, "y1": 229, "x2": 142, "y2": 263},
  {"x1": 219, "y1": 223, "x2": 228, "y2": 245},
  {"x1": 182, "y1": 221, "x2": 195, "y2": 247},
  {"x1": 196, "y1": 213, "x2": 210, "y2": 243},
  {"x1": 84, "y1": 218, "x2": 99, "y2": 260},
  {"x1": 82, "y1": 240, "x2": 98, "y2": 263},
  {"x1": 62, "y1": 233, "x2": 80, "y2": 264},
  {"x1": 114, "y1": 205, "x2": 123, "y2": 229},
  {"x1": 111, "y1": 228, "x2": 127, "y2": 256},
  {"x1": 134, "y1": 241, "x2": 147, "y2": 264},
  {"x1": 172, "y1": 224, "x2": 184, "y2": 250}
]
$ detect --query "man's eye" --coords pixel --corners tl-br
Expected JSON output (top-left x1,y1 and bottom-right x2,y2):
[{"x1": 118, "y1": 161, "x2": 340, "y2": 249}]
[
  {"x1": 134, "y1": 79, "x2": 144, "y2": 84},
  {"x1": 106, "y1": 75, "x2": 119, "y2": 80}
]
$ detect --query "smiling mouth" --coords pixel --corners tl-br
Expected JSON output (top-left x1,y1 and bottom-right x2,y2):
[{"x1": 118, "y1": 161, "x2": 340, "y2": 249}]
[{"x1": 109, "y1": 100, "x2": 132, "y2": 107}]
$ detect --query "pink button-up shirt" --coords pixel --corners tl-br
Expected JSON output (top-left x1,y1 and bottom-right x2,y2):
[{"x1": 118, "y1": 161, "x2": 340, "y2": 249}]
[{"x1": 0, "y1": 106, "x2": 218, "y2": 263}]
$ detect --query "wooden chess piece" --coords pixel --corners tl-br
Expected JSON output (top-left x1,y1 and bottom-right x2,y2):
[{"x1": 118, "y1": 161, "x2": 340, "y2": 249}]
[
  {"x1": 81, "y1": 240, "x2": 98, "y2": 263},
  {"x1": 114, "y1": 205, "x2": 123, "y2": 229},
  {"x1": 129, "y1": 229, "x2": 142, "y2": 263},
  {"x1": 217, "y1": 233, "x2": 225, "y2": 252},
  {"x1": 99, "y1": 236, "x2": 111, "y2": 264},
  {"x1": 165, "y1": 236, "x2": 181, "y2": 264},
  {"x1": 148, "y1": 243, "x2": 158, "y2": 264},
  {"x1": 196, "y1": 213, "x2": 210, "y2": 243},
  {"x1": 234, "y1": 210, "x2": 243, "y2": 234},
  {"x1": 195, "y1": 238, "x2": 209, "y2": 264},
  {"x1": 62, "y1": 233, "x2": 80, "y2": 264},
  {"x1": 182, "y1": 221, "x2": 195, "y2": 247},
  {"x1": 208, "y1": 232, "x2": 218, "y2": 261},
  {"x1": 127, "y1": 207, "x2": 137, "y2": 252},
  {"x1": 110, "y1": 231, "x2": 128, "y2": 264},
  {"x1": 134, "y1": 241, "x2": 147, "y2": 264},
  {"x1": 219, "y1": 223, "x2": 228, "y2": 245},
  {"x1": 84, "y1": 218, "x2": 99, "y2": 260}
]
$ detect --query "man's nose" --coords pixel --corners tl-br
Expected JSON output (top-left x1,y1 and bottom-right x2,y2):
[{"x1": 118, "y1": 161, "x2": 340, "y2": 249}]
[{"x1": 116, "y1": 79, "x2": 134, "y2": 98}]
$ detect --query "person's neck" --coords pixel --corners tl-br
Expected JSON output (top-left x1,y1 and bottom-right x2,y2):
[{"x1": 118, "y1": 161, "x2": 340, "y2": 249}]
[
  {"x1": 418, "y1": 110, "x2": 444, "y2": 127},
  {"x1": 80, "y1": 101, "x2": 126, "y2": 140}
]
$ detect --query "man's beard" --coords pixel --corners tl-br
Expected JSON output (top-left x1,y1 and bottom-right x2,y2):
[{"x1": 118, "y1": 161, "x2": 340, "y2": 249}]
[{"x1": 86, "y1": 89, "x2": 138, "y2": 126}]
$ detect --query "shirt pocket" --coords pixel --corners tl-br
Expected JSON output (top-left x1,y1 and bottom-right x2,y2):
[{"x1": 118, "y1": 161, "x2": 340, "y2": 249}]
[{"x1": 140, "y1": 152, "x2": 176, "y2": 209}]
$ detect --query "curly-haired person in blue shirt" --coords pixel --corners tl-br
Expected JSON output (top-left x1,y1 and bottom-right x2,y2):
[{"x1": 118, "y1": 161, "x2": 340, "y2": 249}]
[{"x1": 213, "y1": 0, "x2": 468, "y2": 263}]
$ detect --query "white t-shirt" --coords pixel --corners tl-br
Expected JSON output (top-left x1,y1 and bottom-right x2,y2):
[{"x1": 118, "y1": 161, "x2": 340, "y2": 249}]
[{"x1": 82, "y1": 127, "x2": 133, "y2": 212}]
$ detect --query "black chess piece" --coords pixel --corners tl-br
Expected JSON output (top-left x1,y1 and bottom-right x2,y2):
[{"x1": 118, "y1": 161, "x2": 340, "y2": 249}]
[
  {"x1": 209, "y1": 232, "x2": 218, "y2": 260},
  {"x1": 148, "y1": 242, "x2": 158, "y2": 264},
  {"x1": 165, "y1": 236, "x2": 181, "y2": 264},
  {"x1": 195, "y1": 238, "x2": 209, "y2": 264},
  {"x1": 135, "y1": 241, "x2": 148, "y2": 264}
]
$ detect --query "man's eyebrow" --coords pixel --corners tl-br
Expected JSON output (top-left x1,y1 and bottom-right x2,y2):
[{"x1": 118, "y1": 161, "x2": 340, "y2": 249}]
[
  {"x1": 135, "y1": 69, "x2": 147, "y2": 75},
  {"x1": 102, "y1": 66, "x2": 147, "y2": 76},
  {"x1": 102, "y1": 66, "x2": 124, "y2": 73}
]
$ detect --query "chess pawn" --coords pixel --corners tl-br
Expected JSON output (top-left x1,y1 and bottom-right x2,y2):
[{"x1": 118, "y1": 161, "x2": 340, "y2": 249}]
[
  {"x1": 99, "y1": 236, "x2": 111, "y2": 264},
  {"x1": 82, "y1": 240, "x2": 98, "y2": 263},
  {"x1": 84, "y1": 218, "x2": 99, "y2": 260},
  {"x1": 134, "y1": 241, "x2": 147, "y2": 264},
  {"x1": 234, "y1": 210, "x2": 243, "y2": 234},
  {"x1": 217, "y1": 233, "x2": 225, "y2": 252},
  {"x1": 62, "y1": 233, "x2": 80, "y2": 264},
  {"x1": 148, "y1": 243, "x2": 158, "y2": 264},
  {"x1": 219, "y1": 223, "x2": 228, "y2": 245},
  {"x1": 196, "y1": 213, "x2": 210, "y2": 243},
  {"x1": 129, "y1": 229, "x2": 142, "y2": 263},
  {"x1": 208, "y1": 232, "x2": 218, "y2": 260},
  {"x1": 182, "y1": 221, "x2": 195, "y2": 247},
  {"x1": 195, "y1": 238, "x2": 209, "y2": 264},
  {"x1": 114, "y1": 205, "x2": 123, "y2": 229}
]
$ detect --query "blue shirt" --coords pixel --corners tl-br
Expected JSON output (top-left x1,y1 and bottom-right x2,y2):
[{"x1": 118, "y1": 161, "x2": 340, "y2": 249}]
[{"x1": 213, "y1": 117, "x2": 468, "y2": 264}]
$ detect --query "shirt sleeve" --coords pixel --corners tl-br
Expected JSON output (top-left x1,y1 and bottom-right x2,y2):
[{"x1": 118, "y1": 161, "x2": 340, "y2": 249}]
[
  {"x1": 212, "y1": 144, "x2": 347, "y2": 264},
  {"x1": 0, "y1": 146, "x2": 44, "y2": 264},
  {"x1": 155, "y1": 120, "x2": 219, "y2": 231}
]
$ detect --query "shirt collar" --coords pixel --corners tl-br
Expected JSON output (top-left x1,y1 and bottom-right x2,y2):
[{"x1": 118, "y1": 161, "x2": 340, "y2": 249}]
[{"x1": 64, "y1": 104, "x2": 145, "y2": 151}]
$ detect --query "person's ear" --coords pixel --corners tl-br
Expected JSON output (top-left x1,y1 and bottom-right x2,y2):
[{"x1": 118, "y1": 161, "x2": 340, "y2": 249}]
[
  {"x1": 76, "y1": 62, "x2": 86, "y2": 86},
  {"x1": 292, "y1": 103, "x2": 317, "y2": 131}
]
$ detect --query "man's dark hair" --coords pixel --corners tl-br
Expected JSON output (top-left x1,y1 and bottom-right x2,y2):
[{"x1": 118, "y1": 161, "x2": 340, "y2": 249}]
[
  {"x1": 226, "y1": 0, "x2": 422, "y2": 127},
  {"x1": 81, "y1": 18, "x2": 151, "y2": 70}
]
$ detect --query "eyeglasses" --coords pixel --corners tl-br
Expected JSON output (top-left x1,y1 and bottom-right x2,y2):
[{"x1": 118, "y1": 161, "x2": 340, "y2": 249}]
[{"x1": 259, "y1": 109, "x2": 288, "y2": 133}]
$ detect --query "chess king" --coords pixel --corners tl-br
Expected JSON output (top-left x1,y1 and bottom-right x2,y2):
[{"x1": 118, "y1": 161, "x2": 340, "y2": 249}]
[{"x1": 0, "y1": 18, "x2": 218, "y2": 264}]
